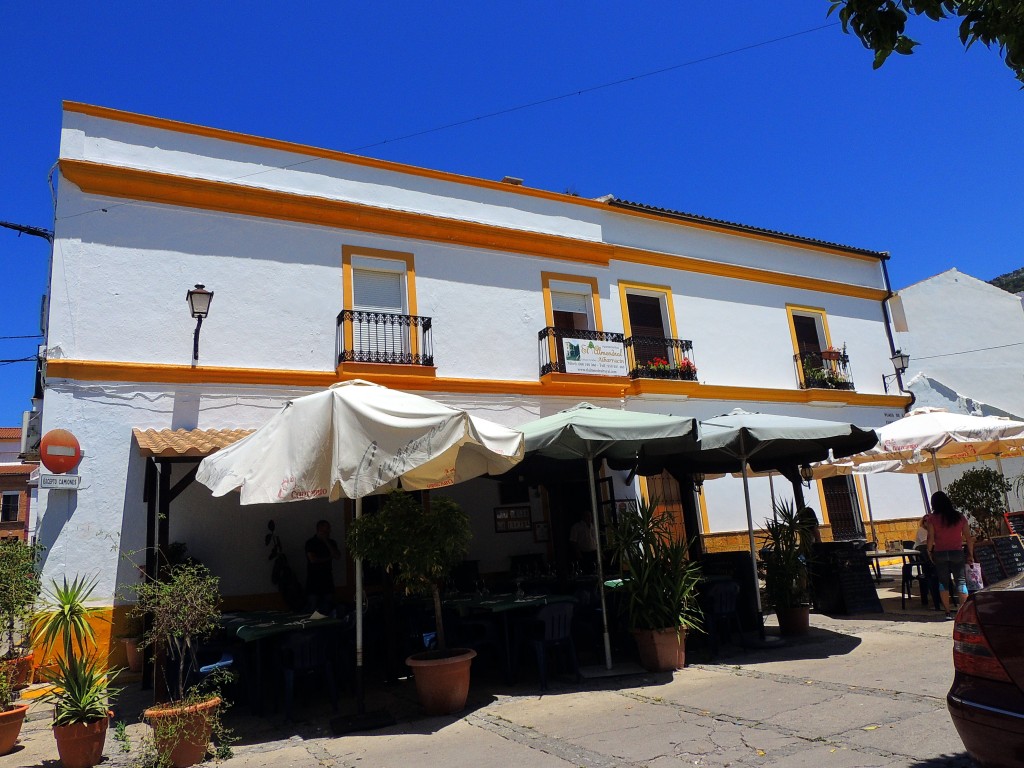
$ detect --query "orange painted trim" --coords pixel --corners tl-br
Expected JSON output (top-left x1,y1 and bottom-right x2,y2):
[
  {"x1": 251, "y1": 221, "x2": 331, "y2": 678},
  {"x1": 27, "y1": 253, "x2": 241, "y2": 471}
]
[
  {"x1": 540, "y1": 272, "x2": 603, "y2": 366},
  {"x1": 46, "y1": 359, "x2": 912, "y2": 408},
  {"x1": 59, "y1": 159, "x2": 614, "y2": 267},
  {"x1": 63, "y1": 101, "x2": 882, "y2": 263},
  {"x1": 612, "y1": 245, "x2": 888, "y2": 301}
]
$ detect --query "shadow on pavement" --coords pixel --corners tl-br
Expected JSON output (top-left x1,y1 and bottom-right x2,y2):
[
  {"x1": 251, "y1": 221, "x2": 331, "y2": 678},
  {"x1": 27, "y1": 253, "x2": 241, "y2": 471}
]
[{"x1": 905, "y1": 752, "x2": 978, "y2": 767}]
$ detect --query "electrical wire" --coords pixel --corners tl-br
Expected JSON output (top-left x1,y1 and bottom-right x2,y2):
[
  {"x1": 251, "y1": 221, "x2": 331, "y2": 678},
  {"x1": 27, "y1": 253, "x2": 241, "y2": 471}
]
[{"x1": 54, "y1": 21, "x2": 839, "y2": 224}]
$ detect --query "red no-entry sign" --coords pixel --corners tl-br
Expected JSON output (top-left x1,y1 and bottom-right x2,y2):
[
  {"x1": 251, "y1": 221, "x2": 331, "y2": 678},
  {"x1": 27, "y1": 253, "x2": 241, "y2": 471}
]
[{"x1": 40, "y1": 429, "x2": 82, "y2": 474}]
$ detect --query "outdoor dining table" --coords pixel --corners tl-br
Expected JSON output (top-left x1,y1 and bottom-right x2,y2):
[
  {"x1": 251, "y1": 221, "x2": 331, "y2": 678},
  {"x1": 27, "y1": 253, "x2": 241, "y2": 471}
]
[
  {"x1": 220, "y1": 609, "x2": 351, "y2": 713},
  {"x1": 443, "y1": 592, "x2": 576, "y2": 682},
  {"x1": 864, "y1": 550, "x2": 921, "y2": 609}
]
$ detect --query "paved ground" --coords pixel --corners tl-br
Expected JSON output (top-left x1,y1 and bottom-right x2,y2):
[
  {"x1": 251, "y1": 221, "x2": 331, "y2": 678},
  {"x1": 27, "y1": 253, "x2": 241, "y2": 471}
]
[{"x1": 9, "y1": 575, "x2": 977, "y2": 768}]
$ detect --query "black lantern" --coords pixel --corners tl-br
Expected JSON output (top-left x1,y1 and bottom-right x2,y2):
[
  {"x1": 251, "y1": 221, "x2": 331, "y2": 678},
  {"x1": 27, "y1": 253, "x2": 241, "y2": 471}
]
[{"x1": 186, "y1": 284, "x2": 214, "y2": 365}]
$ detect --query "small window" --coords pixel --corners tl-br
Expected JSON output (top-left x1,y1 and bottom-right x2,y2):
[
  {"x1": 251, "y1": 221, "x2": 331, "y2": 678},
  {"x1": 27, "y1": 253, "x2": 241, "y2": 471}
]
[
  {"x1": 1, "y1": 493, "x2": 19, "y2": 523},
  {"x1": 551, "y1": 290, "x2": 592, "y2": 331},
  {"x1": 353, "y1": 268, "x2": 404, "y2": 313}
]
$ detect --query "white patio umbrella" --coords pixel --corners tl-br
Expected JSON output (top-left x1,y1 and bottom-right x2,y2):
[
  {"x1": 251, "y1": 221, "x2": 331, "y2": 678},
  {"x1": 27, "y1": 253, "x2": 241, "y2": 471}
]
[
  {"x1": 842, "y1": 407, "x2": 1024, "y2": 491},
  {"x1": 196, "y1": 380, "x2": 524, "y2": 722}
]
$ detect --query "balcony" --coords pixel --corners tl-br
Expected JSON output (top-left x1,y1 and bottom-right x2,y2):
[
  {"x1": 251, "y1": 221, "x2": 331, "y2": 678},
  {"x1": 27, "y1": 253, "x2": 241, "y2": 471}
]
[
  {"x1": 625, "y1": 336, "x2": 697, "y2": 381},
  {"x1": 538, "y1": 327, "x2": 625, "y2": 376},
  {"x1": 795, "y1": 349, "x2": 854, "y2": 390},
  {"x1": 337, "y1": 310, "x2": 433, "y2": 367}
]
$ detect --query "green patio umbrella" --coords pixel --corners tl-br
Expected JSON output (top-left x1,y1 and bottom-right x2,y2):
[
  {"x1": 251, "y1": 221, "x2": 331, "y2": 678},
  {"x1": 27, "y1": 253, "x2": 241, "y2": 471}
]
[{"x1": 519, "y1": 403, "x2": 700, "y2": 669}]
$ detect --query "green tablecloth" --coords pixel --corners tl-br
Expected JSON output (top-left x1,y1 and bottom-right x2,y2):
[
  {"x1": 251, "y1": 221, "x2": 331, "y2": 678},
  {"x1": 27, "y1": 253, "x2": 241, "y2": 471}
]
[
  {"x1": 220, "y1": 610, "x2": 346, "y2": 643},
  {"x1": 444, "y1": 592, "x2": 576, "y2": 615}
]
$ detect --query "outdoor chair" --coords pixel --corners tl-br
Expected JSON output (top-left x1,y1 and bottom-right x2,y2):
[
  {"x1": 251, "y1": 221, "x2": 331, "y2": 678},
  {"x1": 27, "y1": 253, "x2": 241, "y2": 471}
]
[
  {"x1": 520, "y1": 602, "x2": 580, "y2": 691},
  {"x1": 278, "y1": 629, "x2": 339, "y2": 721},
  {"x1": 900, "y1": 542, "x2": 926, "y2": 610}
]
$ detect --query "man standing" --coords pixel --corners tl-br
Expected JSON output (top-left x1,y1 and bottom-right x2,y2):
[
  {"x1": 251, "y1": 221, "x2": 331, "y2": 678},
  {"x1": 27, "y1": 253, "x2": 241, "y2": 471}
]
[{"x1": 305, "y1": 519, "x2": 341, "y2": 613}]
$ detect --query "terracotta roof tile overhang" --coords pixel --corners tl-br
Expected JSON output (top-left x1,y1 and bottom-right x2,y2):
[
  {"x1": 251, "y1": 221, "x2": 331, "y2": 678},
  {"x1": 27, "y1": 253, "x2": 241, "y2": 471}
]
[
  {"x1": 608, "y1": 199, "x2": 889, "y2": 260},
  {"x1": 0, "y1": 428, "x2": 22, "y2": 439},
  {"x1": 0, "y1": 465, "x2": 34, "y2": 476},
  {"x1": 133, "y1": 428, "x2": 254, "y2": 459}
]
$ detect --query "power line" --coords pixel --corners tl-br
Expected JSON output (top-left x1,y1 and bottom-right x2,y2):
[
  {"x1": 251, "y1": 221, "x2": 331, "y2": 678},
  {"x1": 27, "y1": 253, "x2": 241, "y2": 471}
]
[
  {"x1": 914, "y1": 341, "x2": 1024, "y2": 361},
  {"x1": 0, "y1": 357, "x2": 36, "y2": 366},
  {"x1": 56, "y1": 21, "x2": 838, "y2": 224},
  {"x1": 0, "y1": 335, "x2": 42, "y2": 341}
]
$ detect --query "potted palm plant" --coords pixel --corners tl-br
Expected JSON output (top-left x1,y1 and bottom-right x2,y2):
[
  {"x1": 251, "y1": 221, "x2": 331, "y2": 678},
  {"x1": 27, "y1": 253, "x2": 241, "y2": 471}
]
[
  {"x1": 761, "y1": 500, "x2": 814, "y2": 636},
  {"x1": 347, "y1": 490, "x2": 475, "y2": 715},
  {"x1": 608, "y1": 497, "x2": 702, "y2": 672},
  {"x1": 34, "y1": 575, "x2": 119, "y2": 768},
  {"x1": 131, "y1": 562, "x2": 228, "y2": 768},
  {"x1": 0, "y1": 539, "x2": 42, "y2": 690}
]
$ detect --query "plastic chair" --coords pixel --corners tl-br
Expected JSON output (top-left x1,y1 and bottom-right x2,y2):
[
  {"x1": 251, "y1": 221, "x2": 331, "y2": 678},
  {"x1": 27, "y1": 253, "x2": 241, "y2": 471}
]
[
  {"x1": 524, "y1": 603, "x2": 580, "y2": 691},
  {"x1": 279, "y1": 630, "x2": 339, "y2": 721},
  {"x1": 900, "y1": 544, "x2": 925, "y2": 610},
  {"x1": 705, "y1": 580, "x2": 743, "y2": 658}
]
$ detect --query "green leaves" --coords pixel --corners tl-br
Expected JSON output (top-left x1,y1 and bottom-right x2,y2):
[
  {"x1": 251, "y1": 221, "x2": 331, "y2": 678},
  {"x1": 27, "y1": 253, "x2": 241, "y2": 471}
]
[
  {"x1": 947, "y1": 467, "x2": 1011, "y2": 539},
  {"x1": 0, "y1": 539, "x2": 42, "y2": 658},
  {"x1": 33, "y1": 575, "x2": 105, "y2": 661},
  {"x1": 761, "y1": 500, "x2": 814, "y2": 610},
  {"x1": 44, "y1": 653, "x2": 119, "y2": 727}
]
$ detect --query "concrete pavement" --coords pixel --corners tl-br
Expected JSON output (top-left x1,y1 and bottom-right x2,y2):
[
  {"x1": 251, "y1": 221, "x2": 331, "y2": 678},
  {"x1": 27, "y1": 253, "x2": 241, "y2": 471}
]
[{"x1": 8, "y1": 579, "x2": 977, "y2": 767}]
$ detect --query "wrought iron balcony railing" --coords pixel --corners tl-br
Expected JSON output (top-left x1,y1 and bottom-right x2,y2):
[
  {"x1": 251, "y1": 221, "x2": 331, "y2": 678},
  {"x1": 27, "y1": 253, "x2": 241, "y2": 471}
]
[
  {"x1": 538, "y1": 327, "x2": 624, "y2": 376},
  {"x1": 794, "y1": 349, "x2": 854, "y2": 390},
  {"x1": 624, "y1": 336, "x2": 697, "y2": 381},
  {"x1": 337, "y1": 310, "x2": 433, "y2": 367}
]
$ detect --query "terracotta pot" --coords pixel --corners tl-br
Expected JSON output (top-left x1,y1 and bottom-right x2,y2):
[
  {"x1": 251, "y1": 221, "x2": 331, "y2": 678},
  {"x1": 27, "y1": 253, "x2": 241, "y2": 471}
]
[
  {"x1": 2, "y1": 652, "x2": 34, "y2": 690},
  {"x1": 144, "y1": 696, "x2": 221, "y2": 768},
  {"x1": 632, "y1": 628, "x2": 685, "y2": 672},
  {"x1": 405, "y1": 648, "x2": 476, "y2": 715},
  {"x1": 53, "y1": 715, "x2": 110, "y2": 768},
  {"x1": 0, "y1": 703, "x2": 29, "y2": 756},
  {"x1": 821, "y1": 350, "x2": 840, "y2": 361},
  {"x1": 776, "y1": 606, "x2": 811, "y2": 636},
  {"x1": 122, "y1": 637, "x2": 143, "y2": 674}
]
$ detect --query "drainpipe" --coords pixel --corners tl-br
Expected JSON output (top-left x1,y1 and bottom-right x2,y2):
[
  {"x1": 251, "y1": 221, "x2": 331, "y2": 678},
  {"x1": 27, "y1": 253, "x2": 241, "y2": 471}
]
[{"x1": 879, "y1": 255, "x2": 915, "y2": 412}]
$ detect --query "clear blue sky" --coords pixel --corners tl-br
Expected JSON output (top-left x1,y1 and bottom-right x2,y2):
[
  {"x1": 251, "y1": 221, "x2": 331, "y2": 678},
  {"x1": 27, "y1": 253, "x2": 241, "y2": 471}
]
[{"x1": 2, "y1": 2, "x2": 1021, "y2": 427}]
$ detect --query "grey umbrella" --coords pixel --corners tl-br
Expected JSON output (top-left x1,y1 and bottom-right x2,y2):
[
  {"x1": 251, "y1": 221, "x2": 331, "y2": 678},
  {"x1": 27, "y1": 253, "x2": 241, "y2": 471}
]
[
  {"x1": 683, "y1": 409, "x2": 878, "y2": 615},
  {"x1": 519, "y1": 403, "x2": 700, "y2": 669}
]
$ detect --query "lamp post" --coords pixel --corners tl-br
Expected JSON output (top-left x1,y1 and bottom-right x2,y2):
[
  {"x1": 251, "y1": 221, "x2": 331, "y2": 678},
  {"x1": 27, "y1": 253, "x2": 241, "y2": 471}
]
[
  {"x1": 186, "y1": 284, "x2": 213, "y2": 367},
  {"x1": 882, "y1": 349, "x2": 910, "y2": 393}
]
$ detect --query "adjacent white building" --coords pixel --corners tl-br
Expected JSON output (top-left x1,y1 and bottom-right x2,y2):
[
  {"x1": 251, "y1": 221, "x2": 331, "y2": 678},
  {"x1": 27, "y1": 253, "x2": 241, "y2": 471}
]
[{"x1": 37, "y1": 102, "x2": 921, "y2": 620}]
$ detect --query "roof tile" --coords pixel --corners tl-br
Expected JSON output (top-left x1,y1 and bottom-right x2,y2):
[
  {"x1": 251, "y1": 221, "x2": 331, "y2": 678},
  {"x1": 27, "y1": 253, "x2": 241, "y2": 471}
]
[{"x1": 132, "y1": 428, "x2": 253, "y2": 458}]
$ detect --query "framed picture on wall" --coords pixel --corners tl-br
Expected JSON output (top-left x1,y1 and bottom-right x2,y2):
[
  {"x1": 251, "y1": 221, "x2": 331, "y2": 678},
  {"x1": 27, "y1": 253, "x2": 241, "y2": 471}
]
[{"x1": 533, "y1": 522, "x2": 549, "y2": 543}]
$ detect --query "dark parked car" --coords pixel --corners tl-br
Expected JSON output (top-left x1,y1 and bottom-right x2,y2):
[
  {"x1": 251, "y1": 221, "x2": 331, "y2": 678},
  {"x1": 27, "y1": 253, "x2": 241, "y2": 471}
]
[{"x1": 948, "y1": 572, "x2": 1024, "y2": 767}]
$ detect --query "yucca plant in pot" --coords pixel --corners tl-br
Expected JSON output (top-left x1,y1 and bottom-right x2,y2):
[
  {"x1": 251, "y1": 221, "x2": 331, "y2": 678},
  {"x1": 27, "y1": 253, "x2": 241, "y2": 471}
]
[
  {"x1": 609, "y1": 497, "x2": 702, "y2": 672},
  {"x1": 130, "y1": 561, "x2": 230, "y2": 768},
  {"x1": 0, "y1": 539, "x2": 42, "y2": 690},
  {"x1": 34, "y1": 575, "x2": 119, "y2": 768},
  {"x1": 347, "y1": 490, "x2": 474, "y2": 715},
  {"x1": 761, "y1": 500, "x2": 814, "y2": 636}
]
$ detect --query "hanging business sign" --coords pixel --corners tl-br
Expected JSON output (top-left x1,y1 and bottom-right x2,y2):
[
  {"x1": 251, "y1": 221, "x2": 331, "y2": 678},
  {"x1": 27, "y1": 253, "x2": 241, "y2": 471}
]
[
  {"x1": 561, "y1": 337, "x2": 628, "y2": 377},
  {"x1": 39, "y1": 473, "x2": 82, "y2": 490},
  {"x1": 39, "y1": 429, "x2": 82, "y2": 474}
]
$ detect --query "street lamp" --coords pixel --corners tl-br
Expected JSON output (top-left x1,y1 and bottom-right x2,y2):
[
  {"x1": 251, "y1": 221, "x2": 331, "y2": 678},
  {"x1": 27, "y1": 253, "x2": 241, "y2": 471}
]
[
  {"x1": 799, "y1": 464, "x2": 815, "y2": 486},
  {"x1": 882, "y1": 349, "x2": 910, "y2": 393},
  {"x1": 691, "y1": 472, "x2": 705, "y2": 494},
  {"x1": 186, "y1": 284, "x2": 213, "y2": 366}
]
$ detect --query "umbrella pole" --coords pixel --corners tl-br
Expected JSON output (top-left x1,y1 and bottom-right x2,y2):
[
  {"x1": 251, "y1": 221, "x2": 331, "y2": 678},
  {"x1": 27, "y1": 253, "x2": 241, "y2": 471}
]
[
  {"x1": 354, "y1": 496, "x2": 365, "y2": 715},
  {"x1": 930, "y1": 450, "x2": 943, "y2": 491},
  {"x1": 995, "y1": 454, "x2": 1011, "y2": 512},
  {"x1": 586, "y1": 458, "x2": 613, "y2": 670},
  {"x1": 862, "y1": 475, "x2": 878, "y2": 546},
  {"x1": 740, "y1": 461, "x2": 765, "y2": 637}
]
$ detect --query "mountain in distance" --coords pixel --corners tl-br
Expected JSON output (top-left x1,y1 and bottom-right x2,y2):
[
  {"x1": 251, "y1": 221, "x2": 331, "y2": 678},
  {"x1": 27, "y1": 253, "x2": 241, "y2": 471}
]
[{"x1": 990, "y1": 267, "x2": 1024, "y2": 295}]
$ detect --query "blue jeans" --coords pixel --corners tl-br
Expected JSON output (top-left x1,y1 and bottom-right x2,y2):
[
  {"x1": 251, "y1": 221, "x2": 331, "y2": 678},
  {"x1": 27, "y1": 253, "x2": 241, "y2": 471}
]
[{"x1": 933, "y1": 549, "x2": 966, "y2": 597}]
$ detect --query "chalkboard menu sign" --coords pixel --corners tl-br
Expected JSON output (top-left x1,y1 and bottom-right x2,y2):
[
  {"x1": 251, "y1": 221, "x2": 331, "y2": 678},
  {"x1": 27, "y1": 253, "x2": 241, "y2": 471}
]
[
  {"x1": 974, "y1": 542, "x2": 1005, "y2": 586},
  {"x1": 992, "y1": 535, "x2": 1024, "y2": 579},
  {"x1": 1005, "y1": 512, "x2": 1024, "y2": 538},
  {"x1": 811, "y1": 543, "x2": 882, "y2": 615}
]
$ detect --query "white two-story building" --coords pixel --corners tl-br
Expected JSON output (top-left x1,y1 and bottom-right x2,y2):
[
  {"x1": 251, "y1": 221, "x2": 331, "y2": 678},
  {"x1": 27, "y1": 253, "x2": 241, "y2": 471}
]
[{"x1": 37, "y1": 102, "x2": 919, "y2": 638}]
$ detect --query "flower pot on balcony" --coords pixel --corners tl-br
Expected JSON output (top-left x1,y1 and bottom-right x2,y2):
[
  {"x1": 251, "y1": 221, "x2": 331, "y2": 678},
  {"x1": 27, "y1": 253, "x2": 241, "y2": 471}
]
[{"x1": 821, "y1": 350, "x2": 840, "y2": 361}]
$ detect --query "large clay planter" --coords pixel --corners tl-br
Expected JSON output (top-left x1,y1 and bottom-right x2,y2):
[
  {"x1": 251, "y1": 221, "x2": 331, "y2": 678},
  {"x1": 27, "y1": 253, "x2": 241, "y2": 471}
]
[
  {"x1": 405, "y1": 648, "x2": 476, "y2": 715},
  {"x1": 632, "y1": 628, "x2": 685, "y2": 672},
  {"x1": 0, "y1": 703, "x2": 29, "y2": 755},
  {"x1": 144, "y1": 696, "x2": 221, "y2": 768},
  {"x1": 2, "y1": 652, "x2": 34, "y2": 690},
  {"x1": 776, "y1": 606, "x2": 811, "y2": 636},
  {"x1": 122, "y1": 637, "x2": 143, "y2": 674},
  {"x1": 53, "y1": 716, "x2": 110, "y2": 768}
]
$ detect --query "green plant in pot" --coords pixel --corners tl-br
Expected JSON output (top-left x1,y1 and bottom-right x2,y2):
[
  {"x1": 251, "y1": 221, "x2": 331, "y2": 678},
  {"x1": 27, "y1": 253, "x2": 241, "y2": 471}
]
[
  {"x1": 347, "y1": 490, "x2": 474, "y2": 715},
  {"x1": 0, "y1": 659, "x2": 28, "y2": 755},
  {"x1": 608, "y1": 497, "x2": 702, "y2": 672},
  {"x1": 0, "y1": 539, "x2": 42, "y2": 689},
  {"x1": 34, "y1": 575, "x2": 119, "y2": 768},
  {"x1": 950, "y1": 467, "x2": 1011, "y2": 540},
  {"x1": 130, "y1": 561, "x2": 232, "y2": 768},
  {"x1": 761, "y1": 500, "x2": 814, "y2": 636}
]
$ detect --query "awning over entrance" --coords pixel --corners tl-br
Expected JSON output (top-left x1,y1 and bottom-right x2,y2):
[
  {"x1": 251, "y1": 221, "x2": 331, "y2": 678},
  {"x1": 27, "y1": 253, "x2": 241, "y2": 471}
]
[{"x1": 132, "y1": 428, "x2": 253, "y2": 459}]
